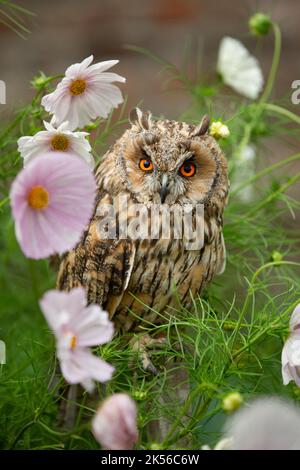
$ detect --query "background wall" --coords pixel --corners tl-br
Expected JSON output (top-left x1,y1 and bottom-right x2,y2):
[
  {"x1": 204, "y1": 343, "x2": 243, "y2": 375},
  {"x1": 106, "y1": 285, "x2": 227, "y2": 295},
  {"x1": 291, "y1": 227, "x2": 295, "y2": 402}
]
[
  {"x1": 1, "y1": 0, "x2": 299, "y2": 117},
  {"x1": 1, "y1": 0, "x2": 299, "y2": 204}
]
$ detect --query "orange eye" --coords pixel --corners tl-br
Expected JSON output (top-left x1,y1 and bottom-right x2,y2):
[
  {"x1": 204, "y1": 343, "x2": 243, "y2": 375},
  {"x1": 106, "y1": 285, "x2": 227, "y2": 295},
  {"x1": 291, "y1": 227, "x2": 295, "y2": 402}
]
[
  {"x1": 179, "y1": 162, "x2": 196, "y2": 177},
  {"x1": 139, "y1": 158, "x2": 153, "y2": 172}
]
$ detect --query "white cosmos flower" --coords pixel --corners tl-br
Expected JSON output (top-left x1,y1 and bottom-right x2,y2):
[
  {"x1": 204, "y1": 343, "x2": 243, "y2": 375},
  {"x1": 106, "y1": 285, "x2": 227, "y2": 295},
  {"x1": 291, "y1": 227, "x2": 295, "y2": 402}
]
[
  {"x1": 232, "y1": 144, "x2": 256, "y2": 202},
  {"x1": 217, "y1": 37, "x2": 264, "y2": 99},
  {"x1": 41, "y1": 55, "x2": 125, "y2": 130},
  {"x1": 18, "y1": 120, "x2": 94, "y2": 167},
  {"x1": 201, "y1": 437, "x2": 233, "y2": 450},
  {"x1": 282, "y1": 303, "x2": 300, "y2": 386},
  {"x1": 224, "y1": 397, "x2": 300, "y2": 450}
]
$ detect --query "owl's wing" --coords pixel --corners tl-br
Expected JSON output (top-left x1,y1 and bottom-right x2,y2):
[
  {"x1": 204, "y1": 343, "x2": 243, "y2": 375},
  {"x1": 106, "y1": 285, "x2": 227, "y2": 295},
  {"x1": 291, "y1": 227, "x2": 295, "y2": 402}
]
[
  {"x1": 215, "y1": 232, "x2": 226, "y2": 275},
  {"x1": 56, "y1": 196, "x2": 136, "y2": 317}
]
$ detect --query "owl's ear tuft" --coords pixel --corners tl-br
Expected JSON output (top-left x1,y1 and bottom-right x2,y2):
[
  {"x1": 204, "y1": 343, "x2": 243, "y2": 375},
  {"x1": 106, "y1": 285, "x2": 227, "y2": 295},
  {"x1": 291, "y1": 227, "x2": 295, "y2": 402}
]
[
  {"x1": 191, "y1": 115, "x2": 210, "y2": 137},
  {"x1": 129, "y1": 107, "x2": 153, "y2": 131}
]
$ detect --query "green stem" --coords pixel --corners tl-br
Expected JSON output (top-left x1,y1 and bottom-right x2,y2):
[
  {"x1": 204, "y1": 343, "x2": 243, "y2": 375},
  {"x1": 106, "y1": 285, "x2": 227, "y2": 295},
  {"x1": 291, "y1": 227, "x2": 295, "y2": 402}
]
[
  {"x1": 38, "y1": 420, "x2": 90, "y2": 437},
  {"x1": 259, "y1": 22, "x2": 282, "y2": 105},
  {"x1": 9, "y1": 419, "x2": 90, "y2": 449},
  {"x1": 161, "y1": 383, "x2": 217, "y2": 448},
  {"x1": 234, "y1": 22, "x2": 281, "y2": 159},
  {"x1": 245, "y1": 170, "x2": 300, "y2": 217},
  {"x1": 165, "y1": 395, "x2": 213, "y2": 448},
  {"x1": 9, "y1": 420, "x2": 36, "y2": 449},
  {"x1": 0, "y1": 196, "x2": 9, "y2": 209},
  {"x1": 231, "y1": 152, "x2": 300, "y2": 197},
  {"x1": 27, "y1": 258, "x2": 39, "y2": 301},
  {"x1": 264, "y1": 103, "x2": 300, "y2": 125}
]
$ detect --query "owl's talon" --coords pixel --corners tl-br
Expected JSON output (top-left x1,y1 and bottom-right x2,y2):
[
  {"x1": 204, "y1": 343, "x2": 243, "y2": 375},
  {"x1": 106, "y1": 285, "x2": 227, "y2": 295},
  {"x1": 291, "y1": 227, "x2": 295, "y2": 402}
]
[
  {"x1": 140, "y1": 350, "x2": 158, "y2": 375},
  {"x1": 130, "y1": 333, "x2": 166, "y2": 375}
]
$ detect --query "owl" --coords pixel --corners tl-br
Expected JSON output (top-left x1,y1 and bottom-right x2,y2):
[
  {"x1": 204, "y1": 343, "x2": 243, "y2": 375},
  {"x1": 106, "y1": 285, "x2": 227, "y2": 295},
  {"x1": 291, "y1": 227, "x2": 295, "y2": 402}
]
[{"x1": 57, "y1": 108, "x2": 229, "y2": 334}]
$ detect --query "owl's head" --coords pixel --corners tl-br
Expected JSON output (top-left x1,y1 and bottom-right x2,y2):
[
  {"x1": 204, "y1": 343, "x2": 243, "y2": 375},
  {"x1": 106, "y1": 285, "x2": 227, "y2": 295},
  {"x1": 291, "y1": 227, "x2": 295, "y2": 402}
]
[{"x1": 115, "y1": 108, "x2": 228, "y2": 207}]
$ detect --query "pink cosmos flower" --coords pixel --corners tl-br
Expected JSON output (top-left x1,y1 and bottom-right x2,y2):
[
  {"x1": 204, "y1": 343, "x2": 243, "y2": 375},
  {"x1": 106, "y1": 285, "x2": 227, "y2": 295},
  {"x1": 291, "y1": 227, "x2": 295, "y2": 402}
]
[
  {"x1": 10, "y1": 152, "x2": 96, "y2": 259},
  {"x1": 18, "y1": 120, "x2": 94, "y2": 167},
  {"x1": 41, "y1": 55, "x2": 125, "y2": 131},
  {"x1": 92, "y1": 394, "x2": 138, "y2": 450},
  {"x1": 39, "y1": 287, "x2": 114, "y2": 391},
  {"x1": 282, "y1": 303, "x2": 300, "y2": 386}
]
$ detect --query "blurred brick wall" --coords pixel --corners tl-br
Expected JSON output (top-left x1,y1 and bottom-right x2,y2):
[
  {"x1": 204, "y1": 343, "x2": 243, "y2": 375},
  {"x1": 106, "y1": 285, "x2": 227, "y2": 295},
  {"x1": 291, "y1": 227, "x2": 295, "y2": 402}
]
[
  {"x1": 0, "y1": 0, "x2": 299, "y2": 222},
  {"x1": 1, "y1": 0, "x2": 300, "y2": 118}
]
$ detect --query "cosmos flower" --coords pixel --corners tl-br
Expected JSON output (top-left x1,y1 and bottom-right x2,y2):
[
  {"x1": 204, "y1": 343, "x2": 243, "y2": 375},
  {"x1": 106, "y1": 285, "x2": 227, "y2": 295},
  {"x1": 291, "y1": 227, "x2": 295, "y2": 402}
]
[
  {"x1": 217, "y1": 37, "x2": 264, "y2": 99},
  {"x1": 92, "y1": 393, "x2": 138, "y2": 450},
  {"x1": 282, "y1": 303, "x2": 300, "y2": 386},
  {"x1": 39, "y1": 287, "x2": 114, "y2": 392},
  {"x1": 10, "y1": 152, "x2": 96, "y2": 259},
  {"x1": 18, "y1": 120, "x2": 94, "y2": 167},
  {"x1": 201, "y1": 437, "x2": 233, "y2": 451},
  {"x1": 41, "y1": 55, "x2": 125, "y2": 130},
  {"x1": 224, "y1": 397, "x2": 300, "y2": 450},
  {"x1": 209, "y1": 121, "x2": 230, "y2": 139},
  {"x1": 232, "y1": 144, "x2": 256, "y2": 202}
]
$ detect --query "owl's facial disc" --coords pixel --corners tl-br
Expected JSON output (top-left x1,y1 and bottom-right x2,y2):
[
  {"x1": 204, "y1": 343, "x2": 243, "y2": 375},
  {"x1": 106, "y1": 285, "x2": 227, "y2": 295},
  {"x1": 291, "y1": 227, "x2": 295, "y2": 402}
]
[
  {"x1": 123, "y1": 125, "x2": 220, "y2": 205},
  {"x1": 129, "y1": 149, "x2": 199, "y2": 204}
]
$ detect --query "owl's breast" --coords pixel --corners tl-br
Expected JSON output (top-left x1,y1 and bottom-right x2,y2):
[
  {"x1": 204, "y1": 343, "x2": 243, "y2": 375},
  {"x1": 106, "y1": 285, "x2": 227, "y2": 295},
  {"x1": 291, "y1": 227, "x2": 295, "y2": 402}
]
[
  {"x1": 112, "y1": 236, "x2": 205, "y2": 331},
  {"x1": 111, "y1": 208, "x2": 225, "y2": 332}
]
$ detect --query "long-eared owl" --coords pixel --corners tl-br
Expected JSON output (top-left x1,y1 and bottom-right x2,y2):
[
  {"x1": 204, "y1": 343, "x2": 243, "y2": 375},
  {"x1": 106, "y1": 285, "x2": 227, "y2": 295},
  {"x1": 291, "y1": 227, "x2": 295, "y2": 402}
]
[{"x1": 57, "y1": 108, "x2": 229, "y2": 332}]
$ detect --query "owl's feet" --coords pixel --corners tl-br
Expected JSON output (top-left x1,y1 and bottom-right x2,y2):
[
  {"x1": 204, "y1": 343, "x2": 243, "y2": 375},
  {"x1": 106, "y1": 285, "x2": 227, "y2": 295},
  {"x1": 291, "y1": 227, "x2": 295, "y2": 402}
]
[{"x1": 130, "y1": 333, "x2": 167, "y2": 375}]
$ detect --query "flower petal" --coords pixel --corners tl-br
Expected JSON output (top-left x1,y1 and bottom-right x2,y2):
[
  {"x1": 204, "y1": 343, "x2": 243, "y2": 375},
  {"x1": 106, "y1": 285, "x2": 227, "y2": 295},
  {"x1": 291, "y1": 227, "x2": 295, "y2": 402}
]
[
  {"x1": 39, "y1": 288, "x2": 87, "y2": 334},
  {"x1": 225, "y1": 397, "x2": 300, "y2": 450},
  {"x1": 41, "y1": 57, "x2": 125, "y2": 129},
  {"x1": 10, "y1": 153, "x2": 96, "y2": 259}
]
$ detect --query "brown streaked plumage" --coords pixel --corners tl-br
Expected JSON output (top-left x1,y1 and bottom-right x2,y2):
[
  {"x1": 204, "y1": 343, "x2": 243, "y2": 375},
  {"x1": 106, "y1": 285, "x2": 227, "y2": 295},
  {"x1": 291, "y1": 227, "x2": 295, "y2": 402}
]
[{"x1": 57, "y1": 109, "x2": 229, "y2": 333}]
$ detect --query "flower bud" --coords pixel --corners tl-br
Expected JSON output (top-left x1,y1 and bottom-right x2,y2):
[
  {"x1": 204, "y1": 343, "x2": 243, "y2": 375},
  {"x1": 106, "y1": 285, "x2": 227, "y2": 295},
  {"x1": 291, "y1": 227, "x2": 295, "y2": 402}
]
[
  {"x1": 131, "y1": 389, "x2": 147, "y2": 401},
  {"x1": 92, "y1": 393, "x2": 138, "y2": 450},
  {"x1": 31, "y1": 72, "x2": 52, "y2": 90},
  {"x1": 271, "y1": 250, "x2": 283, "y2": 264},
  {"x1": 249, "y1": 13, "x2": 272, "y2": 36},
  {"x1": 150, "y1": 442, "x2": 163, "y2": 450},
  {"x1": 209, "y1": 121, "x2": 230, "y2": 140},
  {"x1": 84, "y1": 121, "x2": 99, "y2": 131},
  {"x1": 222, "y1": 392, "x2": 243, "y2": 412}
]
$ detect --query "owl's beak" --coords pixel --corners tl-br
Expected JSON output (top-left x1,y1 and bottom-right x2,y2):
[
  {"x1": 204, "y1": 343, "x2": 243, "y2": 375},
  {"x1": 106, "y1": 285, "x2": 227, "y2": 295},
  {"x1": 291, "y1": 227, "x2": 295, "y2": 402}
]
[{"x1": 160, "y1": 174, "x2": 169, "y2": 203}]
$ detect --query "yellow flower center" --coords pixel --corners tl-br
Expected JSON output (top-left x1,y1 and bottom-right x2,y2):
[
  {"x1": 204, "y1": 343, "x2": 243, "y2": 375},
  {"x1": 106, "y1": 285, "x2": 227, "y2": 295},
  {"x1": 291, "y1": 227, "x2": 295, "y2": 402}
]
[
  {"x1": 27, "y1": 186, "x2": 49, "y2": 210},
  {"x1": 51, "y1": 134, "x2": 69, "y2": 151},
  {"x1": 70, "y1": 78, "x2": 87, "y2": 95},
  {"x1": 69, "y1": 335, "x2": 77, "y2": 350}
]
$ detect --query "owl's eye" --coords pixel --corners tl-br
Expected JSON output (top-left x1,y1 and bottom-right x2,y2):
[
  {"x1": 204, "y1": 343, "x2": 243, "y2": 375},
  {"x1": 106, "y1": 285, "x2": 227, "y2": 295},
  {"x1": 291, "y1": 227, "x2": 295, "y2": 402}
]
[
  {"x1": 179, "y1": 162, "x2": 196, "y2": 177},
  {"x1": 139, "y1": 158, "x2": 154, "y2": 172}
]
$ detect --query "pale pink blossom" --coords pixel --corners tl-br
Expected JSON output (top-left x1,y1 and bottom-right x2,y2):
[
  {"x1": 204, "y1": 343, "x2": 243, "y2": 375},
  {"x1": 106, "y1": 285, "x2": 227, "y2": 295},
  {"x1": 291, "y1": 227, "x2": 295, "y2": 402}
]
[
  {"x1": 92, "y1": 394, "x2": 138, "y2": 450},
  {"x1": 41, "y1": 55, "x2": 125, "y2": 130},
  {"x1": 224, "y1": 397, "x2": 300, "y2": 450},
  {"x1": 39, "y1": 287, "x2": 114, "y2": 391},
  {"x1": 10, "y1": 152, "x2": 96, "y2": 259},
  {"x1": 282, "y1": 304, "x2": 300, "y2": 386},
  {"x1": 18, "y1": 120, "x2": 94, "y2": 167}
]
